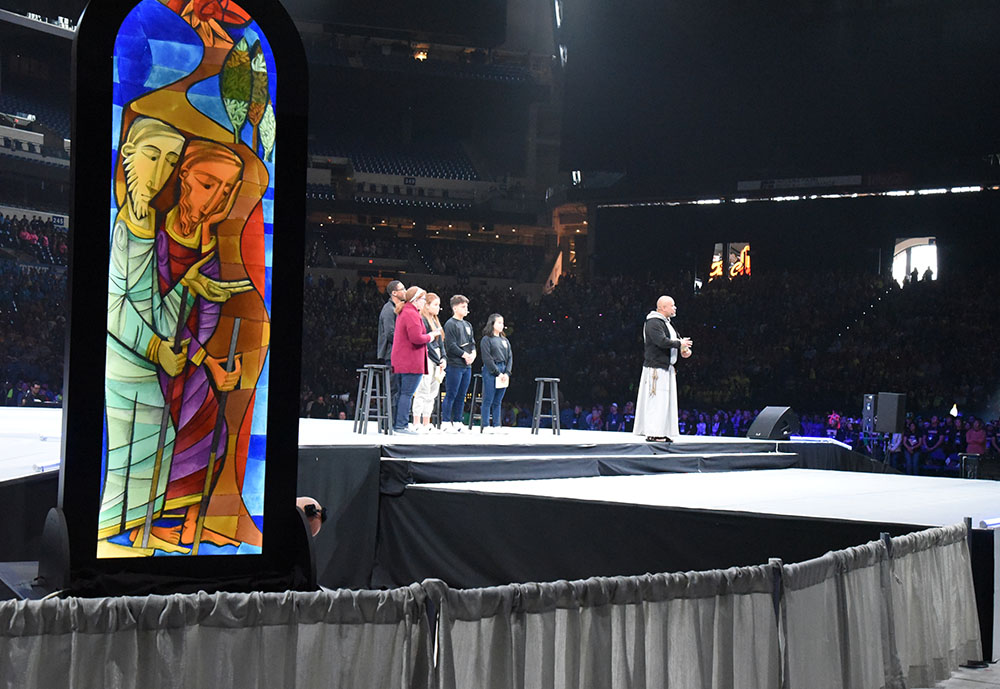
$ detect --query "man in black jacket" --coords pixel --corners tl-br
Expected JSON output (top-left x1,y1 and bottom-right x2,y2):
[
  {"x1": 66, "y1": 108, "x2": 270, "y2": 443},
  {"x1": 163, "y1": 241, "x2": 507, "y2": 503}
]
[
  {"x1": 441, "y1": 295, "x2": 476, "y2": 431},
  {"x1": 377, "y1": 280, "x2": 406, "y2": 414},
  {"x1": 633, "y1": 296, "x2": 692, "y2": 442}
]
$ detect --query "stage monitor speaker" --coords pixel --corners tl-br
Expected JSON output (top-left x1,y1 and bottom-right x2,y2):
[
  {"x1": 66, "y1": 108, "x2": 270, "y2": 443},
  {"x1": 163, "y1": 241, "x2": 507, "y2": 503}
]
[
  {"x1": 862, "y1": 393, "x2": 876, "y2": 433},
  {"x1": 747, "y1": 406, "x2": 800, "y2": 440},
  {"x1": 876, "y1": 392, "x2": 906, "y2": 433}
]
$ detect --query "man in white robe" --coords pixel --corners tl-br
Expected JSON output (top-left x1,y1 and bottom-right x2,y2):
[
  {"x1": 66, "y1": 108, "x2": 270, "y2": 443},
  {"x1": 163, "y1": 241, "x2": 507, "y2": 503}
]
[
  {"x1": 100, "y1": 117, "x2": 187, "y2": 546},
  {"x1": 633, "y1": 295, "x2": 692, "y2": 441}
]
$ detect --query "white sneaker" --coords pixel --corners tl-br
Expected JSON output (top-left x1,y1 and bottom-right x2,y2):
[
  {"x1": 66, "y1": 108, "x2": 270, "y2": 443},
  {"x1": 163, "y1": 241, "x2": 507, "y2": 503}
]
[
  {"x1": 414, "y1": 425, "x2": 429, "y2": 433},
  {"x1": 454, "y1": 422, "x2": 467, "y2": 433},
  {"x1": 482, "y1": 426, "x2": 495, "y2": 435}
]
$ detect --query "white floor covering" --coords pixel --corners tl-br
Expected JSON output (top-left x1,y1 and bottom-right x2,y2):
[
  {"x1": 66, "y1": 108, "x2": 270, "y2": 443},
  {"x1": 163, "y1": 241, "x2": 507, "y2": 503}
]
[{"x1": 416, "y1": 468, "x2": 1000, "y2": 528}]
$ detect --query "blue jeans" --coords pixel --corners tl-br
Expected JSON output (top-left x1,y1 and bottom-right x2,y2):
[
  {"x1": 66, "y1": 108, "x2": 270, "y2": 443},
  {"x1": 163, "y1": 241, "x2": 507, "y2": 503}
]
[
  {"x1": 441, "y1": 366, "x2": 471, "y2": 424},
  {"x1": 904, "y1": 450, "x2": 921, "y2": 475},
  {"x1": 394, "y1": 373, "x2": 422, "y2": 430},
  {"x1": 480, "y1": 363, "x2": 507, "y2": 428}
]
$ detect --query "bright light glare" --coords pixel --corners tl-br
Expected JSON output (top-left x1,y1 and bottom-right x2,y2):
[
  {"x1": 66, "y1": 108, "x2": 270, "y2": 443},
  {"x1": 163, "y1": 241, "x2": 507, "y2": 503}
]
[
  {"x1": 892, "y1": 239, "x2": 937, "y2": 285},
  {"x1": 917, "y1": 188, "x2": 948, "y2": 195}
]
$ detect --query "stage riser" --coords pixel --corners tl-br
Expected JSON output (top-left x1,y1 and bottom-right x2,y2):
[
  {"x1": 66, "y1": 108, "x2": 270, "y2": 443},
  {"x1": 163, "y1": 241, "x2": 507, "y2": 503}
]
[{"x1": 373, "y1": 488, "x2": 927, "y2": 589}]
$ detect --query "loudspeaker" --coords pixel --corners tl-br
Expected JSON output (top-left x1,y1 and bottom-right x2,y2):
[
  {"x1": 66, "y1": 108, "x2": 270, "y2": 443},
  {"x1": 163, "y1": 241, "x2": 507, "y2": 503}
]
[
  {"x1": 747, "y1": 406, "x2": 800, "y2": 440},
  {"x1": 862, "y1": 394, "x2": 876, "y2": 433},
  {"x1": 876, "y1": 392, "x2": 906, "y2": 433}
]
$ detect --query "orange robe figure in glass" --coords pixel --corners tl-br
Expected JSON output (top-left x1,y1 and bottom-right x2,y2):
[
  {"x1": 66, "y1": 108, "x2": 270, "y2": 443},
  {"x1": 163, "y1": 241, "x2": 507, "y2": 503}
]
[{"x1": 150, "y1": 139, "x2": 255, "y2": 549}]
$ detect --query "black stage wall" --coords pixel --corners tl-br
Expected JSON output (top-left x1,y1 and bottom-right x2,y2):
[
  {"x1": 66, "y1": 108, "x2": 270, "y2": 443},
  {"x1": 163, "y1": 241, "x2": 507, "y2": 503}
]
[
  {"x1": 373, "y1": 487, "x2": 925, "y2": 589},
  {"x1": 0, "y1": 473, "x2": 58, "y2": 563},
  {"x1": 297, "y1": 447, "x2": 380, "y2": 589},
  {"x1": 0, "y1": 447, "x2": 382, "y2": 593}
]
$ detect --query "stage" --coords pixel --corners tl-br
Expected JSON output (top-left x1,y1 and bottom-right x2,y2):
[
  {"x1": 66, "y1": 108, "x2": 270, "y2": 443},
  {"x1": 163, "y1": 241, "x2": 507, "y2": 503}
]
[
  {"x1": 2, "y1": 408, "x2": 999, "y2": 660},
  {"x1": 2, "y1": 410, "x2": 895, "y2": 585}
]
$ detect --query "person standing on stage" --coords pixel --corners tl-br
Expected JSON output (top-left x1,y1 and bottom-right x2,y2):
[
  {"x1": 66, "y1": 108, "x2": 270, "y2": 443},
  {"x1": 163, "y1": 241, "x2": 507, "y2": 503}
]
[
  {"x1": 377, "y1": 279, "x2": 406, "y2": 415},
  {"x1": 479, "y1": 313, "x2": 513, "y2": 434},
  {"x1": 633, "y1": 295, "x2": 692, "y2": 442},
  {"x1": 391, "y1": 287, "x2": 442, "y2": 434},
  {"x1": 441, "y1": 294, "x2": 476, "y2": 432},
  {"x1": 413, "y1": 292, "x2": 447, "y2": 432}
]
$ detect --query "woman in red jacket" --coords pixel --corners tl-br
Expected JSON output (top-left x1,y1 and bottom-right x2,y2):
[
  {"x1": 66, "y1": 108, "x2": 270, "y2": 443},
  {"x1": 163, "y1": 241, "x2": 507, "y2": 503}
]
[{"x1": 391, "y1": 286, "x2": 442, "y2": 432}]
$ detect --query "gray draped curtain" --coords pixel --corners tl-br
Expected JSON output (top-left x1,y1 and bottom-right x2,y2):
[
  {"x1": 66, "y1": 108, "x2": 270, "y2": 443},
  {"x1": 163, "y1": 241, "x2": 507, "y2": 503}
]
[
  {"x1": 432, "y1": 566, "x2": 780, "y2": 689},
  {"x1": 889, "y1": 523, "x2": 981, "y2": 687},
  {"x1": 0, "y1": 585, "x2": 431, "y2": 689},
  {"x1": 0, "y1": 523, "x2": 981, "y2": 689},
  {"x1": 780, "y1": 540, "x2": 904, "y2": 689}
]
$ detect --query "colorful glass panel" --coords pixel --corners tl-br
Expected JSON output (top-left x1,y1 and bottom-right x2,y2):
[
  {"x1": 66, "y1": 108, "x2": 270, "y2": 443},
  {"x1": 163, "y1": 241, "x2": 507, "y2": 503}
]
[{"x1": 99, "y1": 0, "x2": 275, "y2": 557}]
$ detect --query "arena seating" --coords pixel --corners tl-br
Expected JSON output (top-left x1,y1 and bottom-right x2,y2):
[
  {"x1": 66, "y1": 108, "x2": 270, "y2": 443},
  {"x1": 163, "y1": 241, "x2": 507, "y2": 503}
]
[
  {"x1": 314, "y1": 138, "x2": 479, "y2": 181},
  {"x1": 0, "y1": 92, "x2": 70, "y2": 139}
]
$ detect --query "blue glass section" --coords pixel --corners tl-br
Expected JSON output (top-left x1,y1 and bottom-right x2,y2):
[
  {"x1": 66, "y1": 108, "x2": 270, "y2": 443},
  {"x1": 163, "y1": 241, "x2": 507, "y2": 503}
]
[
  {"x1": 114, "y1": 0, "x2": 202, "y2": 107},
  {"x1": 108, "y1": 532, "x2": 133, "y2": 547},
  {"x1": 251, "y1": 381, "x2": 269, "y2": 435},
  {"x1": 263, "y1": 159, "x2": 275, "y2": 188},
  {"x1": 263, "y1": 266, "x2": 272, "y2": 311},
  {"x1": 237, "y1": 542, "x2": 262, "y2": 555},
  {"x1": 248, "y1": 434, "x2": 267, "y2": 462},
  {"x1": 264, "y1": 233, "x2": 272, "y2": 265},
  {"x1": 111, "y1": 106, "x2": 122, "y2": 149},
  {"x1": 157, "y1": 543, "x2": 238, "y2": 557},
  {"x1": 100, "y1": 412, "x2": 108, "y2": 498},
  {"x1": 256, "y1": 353, "x2": 269, "y2": 388},
  {"x1": 242, "y1": 456, "x2": 265, "y2": 514},
  {"x1": 262, "y1": 198, "x2": 273, "y2": 225},
  {"x1": 186, "y1": 74, "x2": 232, "y2": 131},
  {"x1": 146, "y1": 38, "x2": 201, "y2": 86},
  {"x1": 109, "y1": 145, "x2": 120, "y2": 241}
]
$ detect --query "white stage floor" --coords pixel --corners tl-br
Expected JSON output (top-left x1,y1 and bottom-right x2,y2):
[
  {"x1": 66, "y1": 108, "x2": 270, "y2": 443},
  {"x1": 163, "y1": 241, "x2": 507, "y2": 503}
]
[
  {"x1": 297, "y1": 418, "x2": 779, "y2": 447},
  {"x1": 415, "y1": 468, "x2": 1000, "y2": 528},
  {"x1": 1, "y1": 409, "x2": 788, "y2": 481}
]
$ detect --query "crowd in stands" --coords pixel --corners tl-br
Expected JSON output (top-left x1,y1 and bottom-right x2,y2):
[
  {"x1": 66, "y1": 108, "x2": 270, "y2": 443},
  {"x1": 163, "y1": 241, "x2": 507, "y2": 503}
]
[
  {"x1": 418, "y1": 240, "x2": 543, "y2": 282},
  {"x1": 333, "y1": 238, "x2": 410, "y2": 260},
  {"x1": 0, "y1": 214, "x2": 68, "y2": 265},
  {"x1": 0, "y1": 259, "x2": 66, "y2": 404},
  {"x1": 298, "y1": 267, "x2": 1000, "y2": 462},
  {"x1": 5, "y1": 222, "x2": 1000, "y2": 478},
  {"x1": 305, "y1": 231, "x2": 549, "y2": 283}
]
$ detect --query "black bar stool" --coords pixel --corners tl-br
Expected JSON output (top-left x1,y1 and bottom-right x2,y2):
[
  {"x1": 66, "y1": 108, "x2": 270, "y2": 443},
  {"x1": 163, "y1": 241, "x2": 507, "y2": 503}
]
[
  {"x1": 531, "y1": 377, "x2": 561, "y2": 435},
  {"x1": 358, "y1": 363, "x2": 393, "y2": 434},
  {"x1": 352, "y1": 367, "x2": 368, "y2": 433},
  {"x1": 432, "y1": 387, "x2": 443, "y2": 429},
  {"x1": 467, "y1": 373, "x2": 483, "y2": 431}
]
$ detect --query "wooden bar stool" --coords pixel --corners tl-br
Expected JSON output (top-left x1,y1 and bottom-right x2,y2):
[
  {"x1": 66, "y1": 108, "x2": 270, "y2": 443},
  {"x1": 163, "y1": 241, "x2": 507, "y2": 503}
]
[
  {"x1": 352, "y1": 367, "x2": 369, "y2": 433},
  {"x1": 531, "y1": 377, "x2": 561, "y2": 435},
  {"x1": 467, "y1": 373, "x2": 484, "y2": 431},
  {"x1": 358, "y1": 363, "x2": 393, "y2": 434}
]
